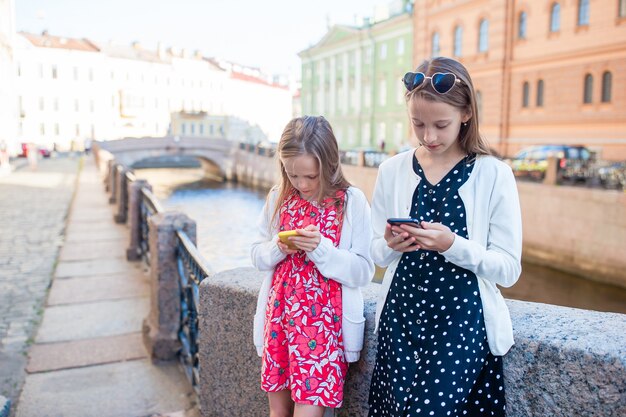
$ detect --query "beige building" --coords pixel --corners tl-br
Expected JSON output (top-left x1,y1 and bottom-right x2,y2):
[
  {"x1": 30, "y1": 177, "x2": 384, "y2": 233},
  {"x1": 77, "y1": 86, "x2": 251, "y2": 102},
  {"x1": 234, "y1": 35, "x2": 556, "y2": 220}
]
[
  {"x1": 412, "y1": 0, "x2": 626, "y2": 160},
  {"x1": 0, "y1": 0, "x2": 17, "y2": 157}
]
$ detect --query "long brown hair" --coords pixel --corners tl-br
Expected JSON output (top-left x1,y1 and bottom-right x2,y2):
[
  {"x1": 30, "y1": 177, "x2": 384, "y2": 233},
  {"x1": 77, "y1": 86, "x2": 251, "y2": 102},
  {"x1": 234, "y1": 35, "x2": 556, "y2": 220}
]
[
  {"x1": 407, "y1": 57, "x2": 491, "y2": 156},
  {"x1": 271, "y1": 116, "x2": 351, "y2": 224}
]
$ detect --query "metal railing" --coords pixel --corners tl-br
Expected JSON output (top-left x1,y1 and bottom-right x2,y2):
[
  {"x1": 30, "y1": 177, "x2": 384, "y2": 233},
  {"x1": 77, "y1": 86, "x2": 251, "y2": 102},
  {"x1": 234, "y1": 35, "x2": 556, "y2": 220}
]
[
  {"x1": 176, "y1": 229, "x2": 212, "y2": 394},
  {"x1": 139, "y1": 187, "x2": 164, "y2": 266}
]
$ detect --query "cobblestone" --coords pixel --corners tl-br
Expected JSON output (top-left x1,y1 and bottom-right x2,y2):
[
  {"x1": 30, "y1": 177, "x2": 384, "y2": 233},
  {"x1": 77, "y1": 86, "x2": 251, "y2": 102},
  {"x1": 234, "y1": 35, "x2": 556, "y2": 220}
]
[{"x1": 0, "y1": 156, "x2": 79, "y2": 406}]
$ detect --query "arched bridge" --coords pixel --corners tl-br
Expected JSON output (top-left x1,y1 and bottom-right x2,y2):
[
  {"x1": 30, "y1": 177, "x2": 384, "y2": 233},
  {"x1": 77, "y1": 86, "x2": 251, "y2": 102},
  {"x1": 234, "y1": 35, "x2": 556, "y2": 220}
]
[{"x1": 96, "y1": 136, "x2": 236, "y2": 180}]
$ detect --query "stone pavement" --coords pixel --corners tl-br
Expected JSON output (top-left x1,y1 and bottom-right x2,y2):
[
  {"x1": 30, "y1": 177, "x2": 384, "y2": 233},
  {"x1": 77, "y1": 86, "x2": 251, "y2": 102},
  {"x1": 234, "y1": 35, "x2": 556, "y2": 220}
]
[
  {"x1": 1, "y1": 156, "x2": 197, "y2": 417},
  {"x1": 0, "y1": 155, "x2": 79, "y2": 412}
]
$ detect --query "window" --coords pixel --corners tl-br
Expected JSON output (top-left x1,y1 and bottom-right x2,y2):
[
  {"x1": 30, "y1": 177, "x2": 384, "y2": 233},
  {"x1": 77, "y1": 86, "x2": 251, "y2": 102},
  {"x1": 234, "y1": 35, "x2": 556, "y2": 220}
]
[
  {"x1": 16, "y1": 62, "x2": 21, "y2": 77},
  {"x1": 54, "y1": 98, "x2": 59, "y2": 111},
  {"x1": 379, "y1": 79, "x2": 387, "y2": 106},
  {"x1": 578, "y1": 0, "x2": 590, "y2": 26},
  {"x1": 73, "y1": 67, "x2": 78, "y2": 81},
  {"x1": 431, "y1": 32, "x2": 441, "y2": 57},
  {"x1": 40, "y1": 123, "x2": 45, "y2": 135},
  {"x1": 536, "y1": 80, "x2": 544, "y2": 107},
  {"x1": 191, "y1": 123, "x2": 195, "y2": 135},
  {"x1": 550, "y1": 3, "x2": 561, "y2": 32},
  {"x1": 453, "y1": 26, "x2": 463, "y2": 57},
  {"x1": 181, "y1": 123, "x2": 186, "y2": 134},
  {"x1": 522, "y1": 82, "x2": 530, "y2": 108},
  {"x1": 75, "y1": 99, "x2": 80, "y2": 112},
  {"x1": 75, "y1": 124, "x2": 80, "y2": 136},
  {"x1": 52, "y1": 65, "x2": 58, "y2": 79},
  {"x1": 478, "y1": 19, "x2": 489, "y2": 53},
  {"x1": 620, "y1": 0, "x2": 626, "y2": 17},
  {"x1": 518, "y1": 12, "x2": 527, "y2": 39},
  {"x1": 90, "y1": 100, "x2": 95, "y2": 113},
  {"x1": 379, "y1": 43, "x2": 387, "y2": 60},
  {"x1": 88, "y1": 69, "x2": 94, "y2": 81},
  {"x1": 199, "y1": 124, "x2": 204, "y2": 135},
  {"x1": 583, "y1": 74, "x2": 593, "y2": 103},
  {"x1": 55, "y1": 124, "x2": 60, "y2": 136},
  {"x1": 38, "y1": 64, "x2": 44, "y2": 78},
  {"x1": 601, "y1": 71, "x2": 612, "y2": 103},
  {"x1": 396, "y1": 38, "x2": 405, "y2": 55},
  {"x1": 39, "y1": 97, "x2": 44, "y2": 111}
]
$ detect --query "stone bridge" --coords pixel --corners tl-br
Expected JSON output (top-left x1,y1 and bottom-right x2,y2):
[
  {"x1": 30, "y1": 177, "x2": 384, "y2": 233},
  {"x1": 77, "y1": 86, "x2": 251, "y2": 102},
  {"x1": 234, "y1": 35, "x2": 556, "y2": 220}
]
[{"x1": 95, "y1": 136, "x2": 236, "y2": 180}]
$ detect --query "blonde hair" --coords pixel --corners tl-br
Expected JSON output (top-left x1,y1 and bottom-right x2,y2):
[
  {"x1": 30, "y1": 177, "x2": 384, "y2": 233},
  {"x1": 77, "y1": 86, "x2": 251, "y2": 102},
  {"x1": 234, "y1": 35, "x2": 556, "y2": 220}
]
[
  {"x1": 271, "y1": 116, "x2": 350, "y2": 224},
  {"x1": 407, "y1": 57, "x2": 491, "y2": 156}
]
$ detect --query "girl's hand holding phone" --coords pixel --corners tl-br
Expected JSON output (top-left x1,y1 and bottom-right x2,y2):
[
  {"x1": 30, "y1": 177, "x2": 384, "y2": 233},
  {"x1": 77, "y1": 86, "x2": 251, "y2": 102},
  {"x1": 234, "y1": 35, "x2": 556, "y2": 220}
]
[
  {"x1": 399, "y1": 221, "x2": 455, "y2": 252},
  {"x1": 385, "y1": 223, "x2": 420, "y2": 252},
  {"x1": 277, "y1": 225, "x2": 321, "y2": 253}
]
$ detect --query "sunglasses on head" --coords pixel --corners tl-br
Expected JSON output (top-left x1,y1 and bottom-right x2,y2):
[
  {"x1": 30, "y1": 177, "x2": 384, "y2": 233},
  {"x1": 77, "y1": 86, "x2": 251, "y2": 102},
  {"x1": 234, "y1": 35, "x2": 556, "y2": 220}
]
[{"x1": 402, "y1": 72, "x2": 461, "y2": 94}]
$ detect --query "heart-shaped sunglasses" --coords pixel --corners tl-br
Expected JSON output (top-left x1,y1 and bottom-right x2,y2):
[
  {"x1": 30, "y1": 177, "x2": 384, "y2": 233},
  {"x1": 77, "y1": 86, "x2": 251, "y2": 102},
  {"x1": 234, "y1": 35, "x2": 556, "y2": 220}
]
[{"x1": 402, "y1": 72, "x2": 461, "y2": 94}]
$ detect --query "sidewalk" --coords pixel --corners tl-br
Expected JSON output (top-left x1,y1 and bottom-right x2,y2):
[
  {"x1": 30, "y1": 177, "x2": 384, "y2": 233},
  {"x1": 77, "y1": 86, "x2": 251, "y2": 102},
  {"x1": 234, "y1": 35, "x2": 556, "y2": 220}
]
[{"x1": 9, "y1": 157, "x2": 196, "y2": 417}]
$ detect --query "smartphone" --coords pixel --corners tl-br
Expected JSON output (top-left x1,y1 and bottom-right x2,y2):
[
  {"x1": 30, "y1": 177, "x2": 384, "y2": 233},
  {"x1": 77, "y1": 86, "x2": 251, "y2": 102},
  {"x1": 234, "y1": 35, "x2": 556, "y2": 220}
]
[
  {"x1": 278, "y1": 230, "x2": 299, "y2": 249},
  {"x1": 387, "y1": 218, "x2": 422, "y2": 228}
]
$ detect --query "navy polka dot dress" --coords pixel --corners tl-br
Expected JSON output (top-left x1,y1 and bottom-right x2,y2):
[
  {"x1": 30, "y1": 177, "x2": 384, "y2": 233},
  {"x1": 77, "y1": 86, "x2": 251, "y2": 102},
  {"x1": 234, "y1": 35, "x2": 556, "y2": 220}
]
[{"x1": 368, "y1": 155, "x2": 506, "y2": 417}]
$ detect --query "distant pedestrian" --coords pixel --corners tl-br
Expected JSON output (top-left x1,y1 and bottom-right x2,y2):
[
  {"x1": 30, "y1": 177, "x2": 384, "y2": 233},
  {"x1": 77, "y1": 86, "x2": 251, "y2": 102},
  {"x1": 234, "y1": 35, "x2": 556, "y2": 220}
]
[
  {"x1": 368, "y1": 57, "x2": 522, "y2": 416},
  {"x1": 84, "y1": 138, "x2": 92, "y2": 155},
  {"x1": 251, "y1": 115, "x2": 374, "y2": 416},
  {"x1": 27, "y1": 143, "x2": 38, "y2": 171},
  {"x1": 379, "y1": 139, "x2": 386, "y2": 153}
]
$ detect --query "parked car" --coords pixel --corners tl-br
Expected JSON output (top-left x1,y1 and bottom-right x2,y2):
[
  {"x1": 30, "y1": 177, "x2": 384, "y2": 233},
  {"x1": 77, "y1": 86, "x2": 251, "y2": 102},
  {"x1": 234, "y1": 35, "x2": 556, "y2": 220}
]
[
  {"x1": 596, "y1": 162, "x2": 626, "y2": 189},
  {"x1": 18, "y1": 143, "x2": 51, "y2": 158},
  {"x1": 509, "y1": 145, "x2": 592, "y2": 182}
]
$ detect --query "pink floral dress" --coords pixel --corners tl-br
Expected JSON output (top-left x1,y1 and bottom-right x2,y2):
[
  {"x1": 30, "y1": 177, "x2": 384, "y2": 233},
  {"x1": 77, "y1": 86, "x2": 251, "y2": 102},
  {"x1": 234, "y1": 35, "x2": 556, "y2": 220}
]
[{"x1": 261, "y1": 189, "x2": 347, "y2": 408}]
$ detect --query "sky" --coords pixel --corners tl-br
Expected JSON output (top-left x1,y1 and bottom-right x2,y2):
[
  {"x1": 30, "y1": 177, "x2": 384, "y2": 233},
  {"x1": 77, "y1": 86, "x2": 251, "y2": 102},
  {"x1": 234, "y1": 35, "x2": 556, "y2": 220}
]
[{"x1": 15, "y1": 0, "x2": 385, "y2": 78}]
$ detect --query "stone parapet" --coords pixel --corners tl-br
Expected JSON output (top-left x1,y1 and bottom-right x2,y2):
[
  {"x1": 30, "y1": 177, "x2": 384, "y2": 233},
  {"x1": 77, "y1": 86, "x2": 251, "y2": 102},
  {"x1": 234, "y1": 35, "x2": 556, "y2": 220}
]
[
  {"x1": 198, "y1": 267, "x2": 626, "y2": 417},
  {"x1": 143, "y1": 212, "x2": 197, "y2": 361},
  {"x1": 126, "y1": 179, "x2": 151, "y2": 261}
]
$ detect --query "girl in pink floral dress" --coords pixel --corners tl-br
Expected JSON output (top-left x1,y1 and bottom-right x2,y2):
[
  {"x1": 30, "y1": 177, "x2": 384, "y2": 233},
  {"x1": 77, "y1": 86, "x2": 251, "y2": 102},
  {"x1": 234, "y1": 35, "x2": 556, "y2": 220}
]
[{"x1": 251, "y1": 116, "x2": 374, "y2": 417}]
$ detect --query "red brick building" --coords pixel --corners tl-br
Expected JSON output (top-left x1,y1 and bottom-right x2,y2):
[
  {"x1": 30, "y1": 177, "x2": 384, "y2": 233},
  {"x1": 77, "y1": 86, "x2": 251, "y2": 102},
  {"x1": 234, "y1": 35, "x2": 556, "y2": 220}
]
[{"x1": 412, "y1": 0, "x2": 626, "y2": 160}]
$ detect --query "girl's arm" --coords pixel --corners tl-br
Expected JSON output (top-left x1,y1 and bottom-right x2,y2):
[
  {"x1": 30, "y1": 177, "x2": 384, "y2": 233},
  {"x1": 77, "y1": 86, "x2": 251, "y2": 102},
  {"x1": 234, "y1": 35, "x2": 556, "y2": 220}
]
[
  {"x1": 250, "y1": 189, "x2": 287, "y2": 271},
  {"x1": 306, "y1": 188, "x2": 375, "y2": 288},
  {"x1": 441, "y1": 165, "x2": 522, "y2": 288},
  {"x1": 370, "y1": 165, "x2": 402, "y2": 267}
]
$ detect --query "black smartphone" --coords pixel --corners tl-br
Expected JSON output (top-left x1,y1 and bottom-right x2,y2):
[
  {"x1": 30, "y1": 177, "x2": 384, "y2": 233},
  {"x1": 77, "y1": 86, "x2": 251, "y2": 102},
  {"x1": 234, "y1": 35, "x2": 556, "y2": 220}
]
[{"x1": 387, "y1": 218, "x2": 422, "y2": 228}]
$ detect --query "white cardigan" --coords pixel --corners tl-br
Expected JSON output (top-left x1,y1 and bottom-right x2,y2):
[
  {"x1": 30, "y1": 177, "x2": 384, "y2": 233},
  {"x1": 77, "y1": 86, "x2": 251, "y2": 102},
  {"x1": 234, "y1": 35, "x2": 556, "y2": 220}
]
[
  {"x1": 250, "y1": 186, "x2": 375, "y2": 362},
  {"x1": 370, "y1": 150, "x2": 522, "y2": 356}
]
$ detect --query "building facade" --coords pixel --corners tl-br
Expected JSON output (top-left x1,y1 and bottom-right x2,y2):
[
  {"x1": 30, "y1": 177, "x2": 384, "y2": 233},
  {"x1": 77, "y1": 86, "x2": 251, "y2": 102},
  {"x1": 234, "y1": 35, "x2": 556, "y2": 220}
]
[
  {"x1": 170, "y1": 111, "x2": 266, "y2": 144},
  {"x1": 0, "y1": 0, "x2": 17, "y2": 157},
  {"x1": 413, "y1": 0, "x2": 626, "y2": 160},
  {"x1": 299, "y1": 0, "x2": 414, "y2": 151},
  {"x1": 13, "y1": 32, "x2": 292, "y2": 151}
]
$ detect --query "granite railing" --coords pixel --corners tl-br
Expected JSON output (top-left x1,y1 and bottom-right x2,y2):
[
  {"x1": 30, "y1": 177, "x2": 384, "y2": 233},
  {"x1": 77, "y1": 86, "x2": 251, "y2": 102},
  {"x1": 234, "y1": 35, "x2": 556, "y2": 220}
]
[{"x1": 198, "y1": 268, "x2": 626, "y2": 417}]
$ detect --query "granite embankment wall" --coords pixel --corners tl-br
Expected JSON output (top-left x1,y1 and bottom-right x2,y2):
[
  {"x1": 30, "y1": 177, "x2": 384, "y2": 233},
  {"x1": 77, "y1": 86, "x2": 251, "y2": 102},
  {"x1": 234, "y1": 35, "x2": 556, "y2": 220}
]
[
  {"x1": 233, "y1": 149, "x2": 626, "y2": 288},
  {"x1": 198, "y1": 268, "x2": 626, "y2": 417}
]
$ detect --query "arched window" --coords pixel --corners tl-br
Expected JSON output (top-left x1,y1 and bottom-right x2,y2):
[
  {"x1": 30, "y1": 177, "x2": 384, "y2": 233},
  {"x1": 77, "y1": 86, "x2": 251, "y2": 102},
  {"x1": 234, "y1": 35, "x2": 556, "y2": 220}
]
[
  {"x1": 601, "y1": 71, "x2": 612, "y2": 103},
  {"x1": 518, "y1": 12, "x2": 527, "y2": 39},
  {"x1": 550, "y1": 3, "x2": 561, "y2": 32},
  {"x1": 478, "y1": 19, "x2": 489, "y2": 53},
  {"x1": 476, "y1": 90, "x2": 483, "y2": 123},
  {"x1": 431, "y1": 32, "x2": 441, "y2": 57},
  {"x1": 578, "y1": 0, "x2": 590, "y2": 26},
  {"x1": 522, "y1": 82, "x2": 530, "y2": 108},
  {"x1": 583, "y1": 74, "x2": 593, "y2": 104},
  {"x1": 536, "y1": 79, "x2": 544, "y2": 107},
  {"x1": 453, "y1": 26, "x2": 463, "y2": 57}
]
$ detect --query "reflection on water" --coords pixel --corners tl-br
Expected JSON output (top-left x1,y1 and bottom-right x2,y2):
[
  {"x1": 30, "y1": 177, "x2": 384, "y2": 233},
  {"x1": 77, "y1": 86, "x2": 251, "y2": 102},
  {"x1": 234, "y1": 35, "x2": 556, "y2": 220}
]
[
  {"x1": 135, "y1": 168, "x2": 626, "y2": 315},
  {"x1": 135, "y1": 168, "x2": 267, "y2": 272}
]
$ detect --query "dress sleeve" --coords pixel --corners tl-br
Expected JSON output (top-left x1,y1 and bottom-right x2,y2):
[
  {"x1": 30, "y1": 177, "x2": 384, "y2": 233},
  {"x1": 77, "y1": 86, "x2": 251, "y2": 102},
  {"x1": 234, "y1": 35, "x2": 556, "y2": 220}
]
[
  {"x1": 440, "y1": 165, "x2": 522, "y2": 288},
  {"x1": 250, "y1": 189, "x2": 287, "y2": 271},
  {"x1": 306, "y1": 188, "x2": 375, "y2": 288},
  {"x1": 370, "y1": 164, "x2": 402, "y2": 267}
]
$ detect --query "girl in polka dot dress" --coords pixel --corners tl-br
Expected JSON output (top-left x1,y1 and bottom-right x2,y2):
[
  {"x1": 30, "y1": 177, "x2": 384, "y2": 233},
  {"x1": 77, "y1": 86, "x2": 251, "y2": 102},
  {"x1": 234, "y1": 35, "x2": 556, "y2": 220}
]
[
  {"x1": 251, "y1": 116, "x2": 374, "y2": 417},
  {"x1": 368, "y1": 57, "x2": 522, "y2": 416}
]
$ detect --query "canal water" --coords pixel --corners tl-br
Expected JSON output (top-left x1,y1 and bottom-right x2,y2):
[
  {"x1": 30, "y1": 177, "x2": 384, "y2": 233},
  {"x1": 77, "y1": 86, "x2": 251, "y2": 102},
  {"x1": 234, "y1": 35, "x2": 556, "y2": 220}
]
[{"x1": 135, "y1": 168, "x2": 626, "y2": 315}]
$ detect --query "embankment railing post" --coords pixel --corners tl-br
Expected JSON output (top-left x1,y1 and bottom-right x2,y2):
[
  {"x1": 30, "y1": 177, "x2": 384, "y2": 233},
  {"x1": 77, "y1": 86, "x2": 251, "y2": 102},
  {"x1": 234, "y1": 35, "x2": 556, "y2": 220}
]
[
  {"x1": 126, "y1": 179, "x2": 151, "y2": 261},
  {"x1": 143, "y1": 212, "x2": 196, "y2": 360}
]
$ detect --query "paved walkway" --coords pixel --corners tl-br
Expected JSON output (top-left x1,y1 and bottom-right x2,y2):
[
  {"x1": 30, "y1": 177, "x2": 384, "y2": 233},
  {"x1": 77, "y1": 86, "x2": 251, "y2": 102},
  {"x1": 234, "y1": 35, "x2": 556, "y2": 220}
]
[{"x1": 1, "y1": 156, "x2": 196, "y2": 417}]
